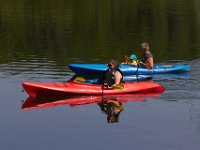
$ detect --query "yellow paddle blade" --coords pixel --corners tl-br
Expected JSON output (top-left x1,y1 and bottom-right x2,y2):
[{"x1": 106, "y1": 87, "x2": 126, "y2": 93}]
[
  {"x1": 107, "y1": 101, "x2": 125, "y2": 110},
  {"x1": 74, "y1": 77, "x2": 86, "y2": 82},
  {"x1": 113, "y1": 84, "x2": 124, "y2": 90},
  {"x1": 115, "y1": 105, "x2": 124, "y2": 110}
]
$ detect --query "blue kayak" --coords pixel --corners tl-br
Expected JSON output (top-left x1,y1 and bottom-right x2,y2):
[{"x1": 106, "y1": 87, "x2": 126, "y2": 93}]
[{"x1": 68, "y1": 64, "x2": 190, "y2": 76}]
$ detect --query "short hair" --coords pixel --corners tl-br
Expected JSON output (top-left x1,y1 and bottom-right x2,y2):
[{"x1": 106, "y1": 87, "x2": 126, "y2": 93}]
[
  {"x1": 141, "y1": 42, "x2": 150, "y2": 51},
  {"x1": 108, "y1": 59, "x2": 120, "y2": 68}
]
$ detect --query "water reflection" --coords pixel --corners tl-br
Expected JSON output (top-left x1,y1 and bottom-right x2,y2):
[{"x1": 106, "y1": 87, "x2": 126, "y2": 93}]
[
  {"x1": 152, "y1": 72, "x2": 190, "y2": 81},
  {"x1": 22, "y1": 93, "x2": 162, "y2": 123},
  {"x1": 98, "y1": 98, "x2": 124, "y2": 123}
]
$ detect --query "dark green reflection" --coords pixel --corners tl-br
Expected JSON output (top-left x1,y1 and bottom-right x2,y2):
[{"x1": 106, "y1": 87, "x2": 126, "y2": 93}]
[{"x1": 0, "y1": 0, "x2": 199, "y2": 65}]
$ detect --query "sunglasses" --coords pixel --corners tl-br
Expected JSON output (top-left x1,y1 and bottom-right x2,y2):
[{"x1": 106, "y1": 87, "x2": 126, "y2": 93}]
[{"x1": 108, "y1": 64, "x2": 112, "y2": 67}]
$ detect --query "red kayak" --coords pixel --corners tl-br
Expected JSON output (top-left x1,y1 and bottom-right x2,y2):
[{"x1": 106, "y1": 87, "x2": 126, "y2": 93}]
[
  {"x1": 22, "y1": 93, "x2": 163, "y2": 110},
  {"x1": 22, "y1": 81, "x2": 165, "y2": 97}
]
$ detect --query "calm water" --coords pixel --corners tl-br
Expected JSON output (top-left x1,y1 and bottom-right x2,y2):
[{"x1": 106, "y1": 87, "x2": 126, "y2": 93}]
[{"x1": 1, "y1": 1, "x2": 200, "y2": 150}]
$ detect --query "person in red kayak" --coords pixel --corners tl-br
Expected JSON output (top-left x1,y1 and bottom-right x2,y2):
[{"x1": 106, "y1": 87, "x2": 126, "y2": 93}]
[
  {"x1": 139, "y1": 42, "x2": 154, "y2": 69},
  {"x1": 102, "y1": 59, "x2": 123, "y2": 87}
]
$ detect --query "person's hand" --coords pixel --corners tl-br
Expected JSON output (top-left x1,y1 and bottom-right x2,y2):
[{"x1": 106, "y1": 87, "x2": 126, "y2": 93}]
[
  {"x1": 106, "y1": 86, "x2": 114, "y2": 89},
  {"x1": 124, "y1": 55, "x2": 130, "y2": 64},
  {"x1": 139, "y1": 61, "x2": 145, "y2": 66}
]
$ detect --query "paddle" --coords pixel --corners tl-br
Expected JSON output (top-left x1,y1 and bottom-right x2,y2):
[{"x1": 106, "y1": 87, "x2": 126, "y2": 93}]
[
  {"x1": 135, "y1": 60, "x2": 140, "y2": 80},
  {"x1": 73, "y1": 76, "x2": 99, "y2": 83},
  {"x1": 73, "y1": 70, "x2": 124, "y2": 92},
  {"x1": 112, "y1": 84, "x2": 124, "y2": 90},
  {"x1": 101, "y1": 70, "x2": 106, "y2": 95}
]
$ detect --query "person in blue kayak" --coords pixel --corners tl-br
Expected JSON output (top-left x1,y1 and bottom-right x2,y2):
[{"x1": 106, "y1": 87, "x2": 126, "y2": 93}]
[
  {"x1": 101, "y1": 59, "x2": 123, "y2": 87},
  {"x1": 139, "y1": 42, "x2": 154, "y2": 69},
  {"x1": 123, "y1": 54, "x2": 138, "y2": 66}
]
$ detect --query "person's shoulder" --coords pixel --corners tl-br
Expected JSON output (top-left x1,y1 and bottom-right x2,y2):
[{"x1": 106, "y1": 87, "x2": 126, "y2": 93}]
[
  {"x1": 146, "y1": 52, "x2": 153, "y2": 58},
  {"x1": 115, "y1": 70, "x2": 121, "y2": 74},
  {"x1": 115, "y1": 69, "x2": 123, "y2": 77}
]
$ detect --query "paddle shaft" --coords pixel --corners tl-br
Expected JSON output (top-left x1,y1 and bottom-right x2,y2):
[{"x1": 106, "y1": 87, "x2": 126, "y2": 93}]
[{"x1": 134, "y1": 61, "x2": 140, "y2": 80}]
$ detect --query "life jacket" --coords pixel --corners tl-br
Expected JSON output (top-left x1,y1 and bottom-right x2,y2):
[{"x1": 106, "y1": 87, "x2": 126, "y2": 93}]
[
  {"x1": 103, "y1": 68, "x2": 123, "y2": 86},
  {"x1": 130, "y1": 60, "x2": 139, "y2": 66}
]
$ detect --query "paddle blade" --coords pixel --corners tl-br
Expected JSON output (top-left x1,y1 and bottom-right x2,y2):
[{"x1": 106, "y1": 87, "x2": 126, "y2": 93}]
[
  {"x1": 113, "y1": 84, "x2": 124, "y2": 90},
  {"x1": 74, "y1": 77, "x2": 86, "y2": 82}
]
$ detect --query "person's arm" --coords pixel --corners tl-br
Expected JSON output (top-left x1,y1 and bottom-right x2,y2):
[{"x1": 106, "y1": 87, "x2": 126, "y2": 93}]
[
  {"x1": 146, "y1": 57, "x2": 153, "y2": 69},
  {"x1": 139, "y1": 57, "x2": 153, "y2": 69},
  {"x1": 124, "y1": 55, "x2": 130, "y2": 64},
  {"x1": 112, "y1": 71, "x2": 122, "y2": 86}
]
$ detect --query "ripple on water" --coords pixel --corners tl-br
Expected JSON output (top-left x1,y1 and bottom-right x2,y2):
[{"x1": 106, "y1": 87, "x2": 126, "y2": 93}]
[{"x1": 0, "y1": 56, "x2": 74, "y2": 81}]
